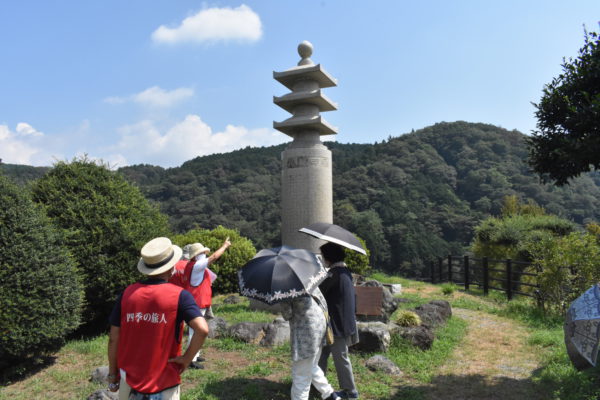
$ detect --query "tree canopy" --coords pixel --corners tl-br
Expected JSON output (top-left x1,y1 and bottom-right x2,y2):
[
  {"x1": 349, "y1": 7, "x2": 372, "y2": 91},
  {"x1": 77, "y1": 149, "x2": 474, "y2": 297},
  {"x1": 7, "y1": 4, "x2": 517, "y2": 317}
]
[
  {"x1": 528, "y1": 29, "x2": 600, "y2": 185},
  {"x1": 30, "y1": 158, "x2": 171, "y2": 332},
  {"x1": 0, "y1": 174, "x2": 83, "y2": 367}
]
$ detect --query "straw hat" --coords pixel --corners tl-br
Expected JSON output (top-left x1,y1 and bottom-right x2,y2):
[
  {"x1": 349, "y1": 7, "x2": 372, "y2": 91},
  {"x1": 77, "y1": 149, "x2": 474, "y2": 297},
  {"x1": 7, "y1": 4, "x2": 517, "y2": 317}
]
[
  {"x1": 188, "y1": 243, "x2": 210, "y2": 259},
  {"x1": 137, "y1": 237, "x2": 182, "y2": 276}
]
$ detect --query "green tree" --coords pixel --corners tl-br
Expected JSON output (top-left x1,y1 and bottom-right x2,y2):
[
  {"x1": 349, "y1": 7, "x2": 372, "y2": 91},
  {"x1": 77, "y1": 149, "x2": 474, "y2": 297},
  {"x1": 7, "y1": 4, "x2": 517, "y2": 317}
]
[
  {"x1": 343, "y1": 236, "x2": 372, "y2": 276},
  {"x1": 0, "y1": 174, "x2": 83, "y2": 369},
  {"x1": 529, "y1": 232, "x2": 600, "y2": 313},
  {"x1": 528, "y1": 29, "x2": 600, "y2": 185},
  {"x1": 30, "y1": 158, "x2": 171, "y2": 332},
  {"x1": 172, "y1": 226, "x2": 256, "y2": 294}
]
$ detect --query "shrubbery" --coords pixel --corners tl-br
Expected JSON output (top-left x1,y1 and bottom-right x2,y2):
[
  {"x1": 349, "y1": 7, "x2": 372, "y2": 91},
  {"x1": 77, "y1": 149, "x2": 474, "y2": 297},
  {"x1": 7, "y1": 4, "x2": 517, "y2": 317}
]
[
  {"x1": 0, "y1": 174, "x2": 83, "y2": 368},
  {"x1": 30, "y1": 159, "x2": 171, "y2": 332},
  {"x1": 172, "y1": 226, "x2": 256, "y2": 294},
  {"x1": 344, "y1": 236, "x2": 372, "y2": 276},
  {"x1": 529, "y1": 231, "x2": 600, "y2": 313}
]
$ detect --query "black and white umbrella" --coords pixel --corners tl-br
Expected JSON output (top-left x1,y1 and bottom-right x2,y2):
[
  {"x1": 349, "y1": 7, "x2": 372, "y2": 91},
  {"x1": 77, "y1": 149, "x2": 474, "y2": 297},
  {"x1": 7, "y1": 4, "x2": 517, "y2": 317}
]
[
  {"x1": 238, "y1": 246, "x2": 328, "y2": 305},
  {"x1": 564, "y1": 284, "x2": 600, "y2": 370},
  {"x1": 299, "y1": 222, "x2": 367, "y2": 255}
]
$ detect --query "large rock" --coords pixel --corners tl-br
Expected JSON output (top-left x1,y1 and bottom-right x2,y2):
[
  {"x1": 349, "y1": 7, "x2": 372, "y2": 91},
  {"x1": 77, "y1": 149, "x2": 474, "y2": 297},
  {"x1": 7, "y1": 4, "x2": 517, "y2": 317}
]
[
  {"x1": 390, "y1": 324, "x2": 435, "y2": 350},
  {"x1": 226, "y1": 322, "x2": 267, "y2": 344},
  {"x1": 90, "y1": 366, "x2": 109, "y2": 384},
  {"x1": 87, "y1": 390, "x2": 118, "y2": 400},
  {"x1": 365, "y1": 355, "x2": 403, "y2": 376},
  {"x1": 207, "y1": 317, "x2": 229, "y2": 339},
  {"x1": 225, "y1": 319, "x2": 290, "y2": 347},
  {"x1": 223, "y1": 295, "x2": 242, "y2": 304},
  {"x1": 414, "y1": 300, "x2": 451, "y2": 329},
  {"x1": 354, "y1": 322, "x2": 391, "y2": 352},
  {"x1": 429, "y1": 300, "x2": 452, "y2": 320},
  {"x1": 260, "y1": 317, "x2": 290, "y2": 347}
]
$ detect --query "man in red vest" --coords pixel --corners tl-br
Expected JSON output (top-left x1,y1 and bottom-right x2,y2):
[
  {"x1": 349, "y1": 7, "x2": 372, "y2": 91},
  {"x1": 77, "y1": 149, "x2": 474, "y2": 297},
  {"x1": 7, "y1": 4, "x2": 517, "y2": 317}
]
[
  {"x1": 170, "y1": 237, "x2": 231, "y2": 368},
  {"x1": 107, "y1": 237, "x2": 208, "y2": 400}
]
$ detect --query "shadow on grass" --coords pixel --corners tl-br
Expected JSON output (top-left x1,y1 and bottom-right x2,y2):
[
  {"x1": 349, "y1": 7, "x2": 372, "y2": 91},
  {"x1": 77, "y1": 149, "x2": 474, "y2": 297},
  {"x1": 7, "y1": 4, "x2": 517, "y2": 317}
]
[
  {"x1": 383, "y1": 372, "x2": 553, "y2": 400},
  {"x1": 200, "y1": 377, "x2": 289, "y2": 400},
  {"x1": 0, "y1": 356, "x2": 57, "y2": 386}
]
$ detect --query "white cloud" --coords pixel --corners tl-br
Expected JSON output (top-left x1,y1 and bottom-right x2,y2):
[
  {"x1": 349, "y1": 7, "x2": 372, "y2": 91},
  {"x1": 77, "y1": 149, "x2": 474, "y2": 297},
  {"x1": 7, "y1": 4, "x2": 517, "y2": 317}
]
[
  {"x1": 152, "y1": 4, "x2": 262, "y2": 44},
  {"x1": 104, "y1": 86, "x2": 194, "y2": 108},
  {"x1": 16, "y1": 122, "x2": 44, "y2": 137},
  {"x1": 0, "y1": 123, "x2": 48, "y2": 165},
  {"x1": 111, "y1": 115, "x2": 286, "y2": 167}
]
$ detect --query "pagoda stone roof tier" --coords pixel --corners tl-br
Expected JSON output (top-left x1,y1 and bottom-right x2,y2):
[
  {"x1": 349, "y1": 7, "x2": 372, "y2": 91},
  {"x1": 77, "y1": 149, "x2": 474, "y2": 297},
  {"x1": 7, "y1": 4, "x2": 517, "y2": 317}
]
[
  {"x1": 273, "y1": 64, "x2": 337, "y2": 91},
  {"x1": 273, "y1": 90, "x2": 338, "y2": 114},
  {"x1": 273, "y1": 115, "x2": 338, "y2": 137}
]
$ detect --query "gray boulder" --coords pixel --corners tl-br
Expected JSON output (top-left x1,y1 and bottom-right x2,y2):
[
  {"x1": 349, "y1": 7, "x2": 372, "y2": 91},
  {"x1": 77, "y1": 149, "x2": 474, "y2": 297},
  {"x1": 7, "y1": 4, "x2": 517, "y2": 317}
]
[
  {"x1": 414, "y1": 300, "x2": 451, "y2": 329},
  {"x1": 90, "y1": 366, "x2": 109, "y2": 384},
  {"x1": 207, "y1": 316, "x2": 229, "y2": 339},
  {"x1": 226, "y1": 322, "x2": 267, "y2": 344},
  {"x1": 365, "y1": 355, "x2": 403, "y2": 376},
  {"x1": 87, "y1": 389, "x2": 118, "y2": 400},
  {"x1": 429, "y1": 299, "x2": 452, "y2": 320},
  {"x1": 391, "y1": 324, "x2": 435, "y2": 350},
  {"x1": 354, "y1": 322, "x2": 391, "y2": 352},
  {"x1": 223, "y1": 295, "x2": 242, "y2": 304},
  {"x1": 260, "y1": 317, "x2": 290, "y2": 347}
]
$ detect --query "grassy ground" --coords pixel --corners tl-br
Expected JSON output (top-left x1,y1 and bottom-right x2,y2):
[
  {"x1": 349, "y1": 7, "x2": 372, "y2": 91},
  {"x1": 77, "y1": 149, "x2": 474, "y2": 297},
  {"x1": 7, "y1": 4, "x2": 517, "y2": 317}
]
[{"x1": 1, "y1": 276, "x2": 599, "y2": 399}]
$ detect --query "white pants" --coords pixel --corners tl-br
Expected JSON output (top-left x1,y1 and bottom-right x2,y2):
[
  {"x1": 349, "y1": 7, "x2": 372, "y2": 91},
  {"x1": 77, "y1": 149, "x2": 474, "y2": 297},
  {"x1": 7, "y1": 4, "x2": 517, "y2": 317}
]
[
  {"x1": 118, "y1": 377, "x2": 180, "y2": 400},
  {"x1": 291, "y1": 348, "x2": 335, "y2": 400},
  {"x1": 187, "y1": 307, "x2": 207, "y2": 360}
]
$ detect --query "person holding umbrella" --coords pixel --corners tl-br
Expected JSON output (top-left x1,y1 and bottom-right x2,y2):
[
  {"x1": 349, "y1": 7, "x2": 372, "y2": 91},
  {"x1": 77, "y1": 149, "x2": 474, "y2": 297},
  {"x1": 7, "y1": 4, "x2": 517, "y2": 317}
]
[
  {"x1": 238, "y1": 246, "x2": 341, "y2": 400},
  {"x1": 299, "y1": 222, "x2": 365, "y2": 400},
  {"x1": 317, "y1": 242, "x2": 360, "y2": 400}
]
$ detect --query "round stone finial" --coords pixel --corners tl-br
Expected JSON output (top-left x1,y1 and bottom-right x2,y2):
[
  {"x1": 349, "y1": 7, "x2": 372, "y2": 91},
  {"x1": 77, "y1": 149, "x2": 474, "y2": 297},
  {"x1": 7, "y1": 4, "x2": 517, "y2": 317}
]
[
  {"x1": 297, "y1": 40, "x2": 314, "y2": 66},
  {"x1": 298, "y1": 41, "x2": 313, "y2": 58}
]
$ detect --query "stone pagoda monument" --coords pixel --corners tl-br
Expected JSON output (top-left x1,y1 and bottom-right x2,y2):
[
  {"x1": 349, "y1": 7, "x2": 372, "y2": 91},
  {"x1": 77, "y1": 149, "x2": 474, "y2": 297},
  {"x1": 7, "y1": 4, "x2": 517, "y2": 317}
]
[{"x1": 273, "y1": 41, "x2": 338, "y2": 253}]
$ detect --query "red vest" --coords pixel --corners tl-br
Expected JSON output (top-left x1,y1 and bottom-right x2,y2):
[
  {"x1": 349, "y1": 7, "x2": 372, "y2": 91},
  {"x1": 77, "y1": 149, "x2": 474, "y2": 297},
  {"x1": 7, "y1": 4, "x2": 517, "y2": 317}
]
[
  {"x1": 171, "y1": 259, "x2": 212, "y2": 308},
  {"x1": 118, "y1": 282, "x2": 183, "y2": 394}
]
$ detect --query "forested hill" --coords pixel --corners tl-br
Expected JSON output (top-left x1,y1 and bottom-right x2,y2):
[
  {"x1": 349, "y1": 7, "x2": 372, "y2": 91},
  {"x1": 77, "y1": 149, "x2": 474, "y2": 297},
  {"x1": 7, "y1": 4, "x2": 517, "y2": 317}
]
[{"x1": 4, "y1": 121, "x2": 600, "y2": 277}]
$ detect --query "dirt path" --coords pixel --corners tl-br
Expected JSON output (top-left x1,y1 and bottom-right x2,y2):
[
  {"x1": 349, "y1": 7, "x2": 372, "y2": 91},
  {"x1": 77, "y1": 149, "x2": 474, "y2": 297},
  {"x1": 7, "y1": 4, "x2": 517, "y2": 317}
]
[{"x1": 420, "y1": 308, "x2": 545, "y2": 400}]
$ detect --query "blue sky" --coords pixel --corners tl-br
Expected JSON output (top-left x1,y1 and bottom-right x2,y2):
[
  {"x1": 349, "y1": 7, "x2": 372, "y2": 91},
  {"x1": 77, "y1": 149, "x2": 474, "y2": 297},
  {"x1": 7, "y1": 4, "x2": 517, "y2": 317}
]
[{"x1": 1, "y1": 1, "x2": 598, "y2": 168}]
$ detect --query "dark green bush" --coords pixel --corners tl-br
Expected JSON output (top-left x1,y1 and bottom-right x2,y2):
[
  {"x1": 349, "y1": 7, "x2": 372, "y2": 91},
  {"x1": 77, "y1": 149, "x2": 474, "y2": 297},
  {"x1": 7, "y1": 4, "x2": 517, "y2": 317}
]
[
  {"x1": 172, "y1": 226, "x2": 256, "y2": 294},
  {"x1": 344, "y1": 236, "x2": 372, "y2": 276},
  {"x1": 30, "y1": 159, "x2": 171, "y2": 331},
  {"x1": 0, "y1": 174, "x2": 83, "y2": 368}
]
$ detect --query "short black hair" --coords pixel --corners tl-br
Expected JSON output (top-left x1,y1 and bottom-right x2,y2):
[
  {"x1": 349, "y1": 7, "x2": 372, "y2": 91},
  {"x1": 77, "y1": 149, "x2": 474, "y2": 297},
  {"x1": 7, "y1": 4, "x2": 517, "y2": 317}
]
[{"x1": 319, "y1": 242, "x2": 345, "y2": 263}]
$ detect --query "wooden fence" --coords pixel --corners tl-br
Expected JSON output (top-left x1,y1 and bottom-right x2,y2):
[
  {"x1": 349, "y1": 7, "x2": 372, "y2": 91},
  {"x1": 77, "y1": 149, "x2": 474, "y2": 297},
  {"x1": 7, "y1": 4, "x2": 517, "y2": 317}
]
[{"x1": 426, "y1": 255, "x2": 540, "y2": 301}]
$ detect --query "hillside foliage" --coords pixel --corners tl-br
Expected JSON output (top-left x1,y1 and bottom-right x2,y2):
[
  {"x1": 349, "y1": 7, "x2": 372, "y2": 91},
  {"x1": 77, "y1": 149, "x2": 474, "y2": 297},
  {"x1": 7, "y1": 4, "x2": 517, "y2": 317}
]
[
  {"x1": 5, "y1": 122, "x2": 600, "y2": 278},
  {"x1": 117, "y1": 122, "x2": 600, "y2": 277}
]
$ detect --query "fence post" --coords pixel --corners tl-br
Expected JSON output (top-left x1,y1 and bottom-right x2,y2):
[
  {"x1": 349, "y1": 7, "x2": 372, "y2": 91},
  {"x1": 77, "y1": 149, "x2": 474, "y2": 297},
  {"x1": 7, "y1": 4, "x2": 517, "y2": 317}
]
[
  {"x1": 438, "y1": 257, "x2": 443, "y2": 282},
  {"x1": 483, "y1": 257, "x2": 489, "y2": 296},
  {"x1": 448, "y1": 255, "x2": 453, "y2": 283},
  {"x1": 464, "y1": 255, "x2": 470, "y2": 291},
  {"x1": 430, "y1": 260, "x2": 435, "y2": 284},
  {"x1": 506, "y1": 259, "x2": 513, "y2": 300}
]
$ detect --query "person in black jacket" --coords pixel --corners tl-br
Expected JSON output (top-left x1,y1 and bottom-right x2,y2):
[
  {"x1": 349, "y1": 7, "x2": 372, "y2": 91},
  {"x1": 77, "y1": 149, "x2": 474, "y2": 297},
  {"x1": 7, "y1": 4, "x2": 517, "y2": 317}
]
[{"x1": 318, "y1": 242, "x2": 359, "y2": 400}]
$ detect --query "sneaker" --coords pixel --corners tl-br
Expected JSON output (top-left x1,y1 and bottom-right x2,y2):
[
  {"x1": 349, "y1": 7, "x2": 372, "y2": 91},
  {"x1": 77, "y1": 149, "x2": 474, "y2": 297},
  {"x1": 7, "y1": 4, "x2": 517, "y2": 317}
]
[
  {"x1": 335, "y1": 390, "x2": 359, "y2": 399},
  {"x1": 194, "y1": 356, "x2": 206, "y2": 362},
  {"x1": 325, "y1": 393, "x2": 342, "y2": 400},
  {"x1": 190, "y1": 361, "x2": 204, "y2": 369}
]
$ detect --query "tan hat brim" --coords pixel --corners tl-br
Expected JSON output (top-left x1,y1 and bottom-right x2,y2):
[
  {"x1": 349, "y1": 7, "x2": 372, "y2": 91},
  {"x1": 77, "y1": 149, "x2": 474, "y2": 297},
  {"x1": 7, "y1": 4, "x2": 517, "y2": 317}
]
[
  {"x1": 189, "y1": 247, "x2": 210, "y2": 259},
  {"x1": 137, "y1": 245, "x2": 182, "y2": 276}
]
